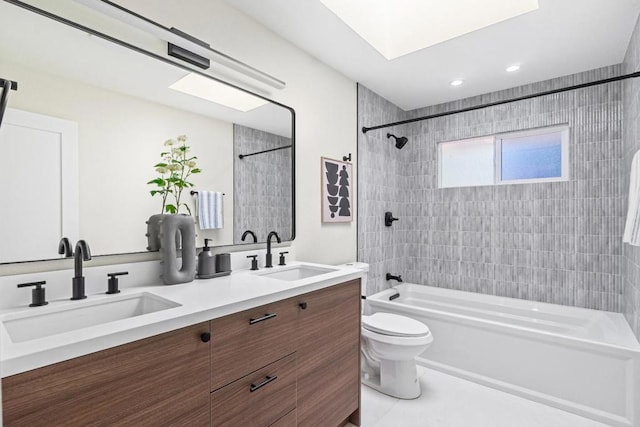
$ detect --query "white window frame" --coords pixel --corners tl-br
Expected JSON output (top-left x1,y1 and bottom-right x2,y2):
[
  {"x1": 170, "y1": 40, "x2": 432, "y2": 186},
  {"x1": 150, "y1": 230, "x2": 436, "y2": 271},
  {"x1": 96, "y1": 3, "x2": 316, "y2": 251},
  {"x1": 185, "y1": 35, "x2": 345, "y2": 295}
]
[
  {"x1": 495, "y1": 125, "x2": 570, "y2": 185},
  {"x1": 437, "y1": 124, "x2": 570, "y2": 189}
]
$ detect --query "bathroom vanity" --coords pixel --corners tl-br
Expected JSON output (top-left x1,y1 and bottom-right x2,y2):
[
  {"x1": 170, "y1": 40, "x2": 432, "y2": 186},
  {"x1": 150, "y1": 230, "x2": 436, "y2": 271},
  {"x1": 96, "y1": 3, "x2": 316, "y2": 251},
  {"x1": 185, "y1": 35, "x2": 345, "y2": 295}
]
[{"x1": 1, "y1": 264, "x2": 362, "y2": 426}]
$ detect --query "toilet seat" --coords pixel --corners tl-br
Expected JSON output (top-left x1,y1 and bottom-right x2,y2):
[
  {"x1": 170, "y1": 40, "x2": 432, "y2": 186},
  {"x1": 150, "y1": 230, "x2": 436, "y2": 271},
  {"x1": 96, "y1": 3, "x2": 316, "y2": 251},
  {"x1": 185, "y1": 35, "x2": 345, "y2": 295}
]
[
  {"x1": 362, "y1": 313, "x2": 430, "y2": 337},
  {"x1": 361, "y1": 327, "x2": 433, "y2": 347}
]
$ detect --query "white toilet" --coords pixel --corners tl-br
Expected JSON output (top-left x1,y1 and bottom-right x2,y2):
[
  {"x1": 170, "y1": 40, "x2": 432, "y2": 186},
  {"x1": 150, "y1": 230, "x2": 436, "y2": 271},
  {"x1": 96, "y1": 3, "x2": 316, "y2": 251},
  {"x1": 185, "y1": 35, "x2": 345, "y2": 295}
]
[{"x1": 342, "y1": 263, "x2": 434, "y2": 400}]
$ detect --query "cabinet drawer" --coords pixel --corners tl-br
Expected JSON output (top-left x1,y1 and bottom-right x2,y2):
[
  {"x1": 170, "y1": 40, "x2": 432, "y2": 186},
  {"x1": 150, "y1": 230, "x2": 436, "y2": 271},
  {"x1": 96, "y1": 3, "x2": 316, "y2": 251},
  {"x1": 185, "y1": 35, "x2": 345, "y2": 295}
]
[
  {"x1": 211, "y1": 296, "x2": 297, "y2": 390},
  {"x1": 211, "y1": 353, "x2": 297, "y2": 427}
]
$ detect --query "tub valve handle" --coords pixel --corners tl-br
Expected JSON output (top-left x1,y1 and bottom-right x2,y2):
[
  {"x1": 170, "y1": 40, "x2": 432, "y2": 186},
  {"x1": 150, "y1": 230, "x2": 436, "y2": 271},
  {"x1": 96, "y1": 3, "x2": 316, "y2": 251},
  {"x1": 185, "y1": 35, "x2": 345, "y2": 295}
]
[{"x1": 385, "y1": 212, "x2": 399, "y2": 227}]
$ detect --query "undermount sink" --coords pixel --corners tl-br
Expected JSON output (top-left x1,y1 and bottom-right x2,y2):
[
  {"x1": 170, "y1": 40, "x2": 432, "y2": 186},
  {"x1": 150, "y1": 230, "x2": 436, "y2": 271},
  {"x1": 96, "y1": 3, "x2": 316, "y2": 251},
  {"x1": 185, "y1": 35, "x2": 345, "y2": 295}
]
[
  {"x1": 257, "y1": 265, "x2": 339, "y2": 281},
  {"x1": 3, "y1": 292, "x2": 180, "y2": 343}
]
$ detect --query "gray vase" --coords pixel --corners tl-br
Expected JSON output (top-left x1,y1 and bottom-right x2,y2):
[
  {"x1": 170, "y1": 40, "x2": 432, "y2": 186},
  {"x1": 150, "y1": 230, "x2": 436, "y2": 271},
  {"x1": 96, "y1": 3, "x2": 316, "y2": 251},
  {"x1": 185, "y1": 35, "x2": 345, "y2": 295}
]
[
  {"x1": 145, "y1": 214, "x2": 166, "y2": 252},
  {"x1": 146, "y1": 214, "x2": 197, "y2": 285}
]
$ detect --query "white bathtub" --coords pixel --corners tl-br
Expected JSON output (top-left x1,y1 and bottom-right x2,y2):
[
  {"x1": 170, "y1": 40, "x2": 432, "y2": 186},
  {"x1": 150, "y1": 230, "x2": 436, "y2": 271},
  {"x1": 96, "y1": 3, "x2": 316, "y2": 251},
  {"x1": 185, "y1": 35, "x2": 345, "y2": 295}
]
[{"x1": 366, "y1": 284, "x2": 640, "y2": 427}]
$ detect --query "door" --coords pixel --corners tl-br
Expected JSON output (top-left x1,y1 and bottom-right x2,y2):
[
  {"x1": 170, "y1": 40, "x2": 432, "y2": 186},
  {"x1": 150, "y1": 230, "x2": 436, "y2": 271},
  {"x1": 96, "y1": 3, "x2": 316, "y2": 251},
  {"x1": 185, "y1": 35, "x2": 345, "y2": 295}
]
[{"x1": 0, "y1": 108, "x2": 78, "y2": 262}]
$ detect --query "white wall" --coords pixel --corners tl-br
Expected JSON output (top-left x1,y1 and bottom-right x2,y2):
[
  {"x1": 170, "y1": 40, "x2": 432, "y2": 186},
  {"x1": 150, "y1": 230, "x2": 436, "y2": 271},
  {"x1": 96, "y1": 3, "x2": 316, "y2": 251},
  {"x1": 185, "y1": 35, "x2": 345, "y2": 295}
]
[{"x1": 114, "y1": 0, "x2": 358, "y2": 265}]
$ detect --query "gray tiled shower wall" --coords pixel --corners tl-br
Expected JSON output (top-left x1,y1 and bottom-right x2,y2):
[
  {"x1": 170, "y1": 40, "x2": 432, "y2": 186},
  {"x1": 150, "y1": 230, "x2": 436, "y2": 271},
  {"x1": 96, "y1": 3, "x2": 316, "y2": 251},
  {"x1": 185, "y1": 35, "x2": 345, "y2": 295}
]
[
  {"x1": 233, "y1": 124, "x2": 292, "y2": 244},
  {"x1": 358, "y1": 63, "x2": 626, "y2": 315},
  {"x1": 623, "y1": 14, "x2": 640, "y2": 339}
]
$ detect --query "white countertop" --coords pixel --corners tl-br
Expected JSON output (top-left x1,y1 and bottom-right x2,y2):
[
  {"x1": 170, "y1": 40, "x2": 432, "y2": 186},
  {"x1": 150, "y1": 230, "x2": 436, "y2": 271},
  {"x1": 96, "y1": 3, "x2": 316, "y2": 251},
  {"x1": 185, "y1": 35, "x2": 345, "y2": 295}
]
[{"x1": 0, "y1": 261, "x2": 363, "y2": 377}]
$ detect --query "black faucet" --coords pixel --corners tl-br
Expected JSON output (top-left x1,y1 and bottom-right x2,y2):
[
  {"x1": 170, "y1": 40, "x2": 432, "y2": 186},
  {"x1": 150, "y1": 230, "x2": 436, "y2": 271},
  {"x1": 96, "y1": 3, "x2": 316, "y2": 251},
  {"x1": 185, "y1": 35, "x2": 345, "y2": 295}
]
[
  {"x1": 71, "y1": 240, "x2": 91, "y2": 300},
  {"x1": 58, "y1": 237, "x2": 73, "y2": 257},
  {"x1": 386, "y1": 273, "x2": 403, "y2": 283},
  {"x1": 265, "y1": 231, "x2": 281, "y2": 268},
  {"x1": 241, "y1": 230, "x2": 257, "y2": 243}
]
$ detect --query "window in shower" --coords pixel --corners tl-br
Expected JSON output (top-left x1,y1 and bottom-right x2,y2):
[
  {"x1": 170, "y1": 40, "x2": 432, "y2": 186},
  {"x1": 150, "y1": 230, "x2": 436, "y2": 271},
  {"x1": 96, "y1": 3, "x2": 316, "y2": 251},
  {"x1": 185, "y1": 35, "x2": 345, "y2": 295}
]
[
  {"x1": 438, "y1": 125, "x2": 569, "y2": 188},
  {"x1": 439, "y1": 136, "x2": 494, "y2": 188}
]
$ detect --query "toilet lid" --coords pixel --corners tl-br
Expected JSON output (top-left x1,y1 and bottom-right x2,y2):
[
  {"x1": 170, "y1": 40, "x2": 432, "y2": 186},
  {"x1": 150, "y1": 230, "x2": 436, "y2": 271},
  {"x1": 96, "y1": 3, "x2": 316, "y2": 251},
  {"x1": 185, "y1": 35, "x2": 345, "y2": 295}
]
[{"x1": 362, "y1": 313, "x2": 430, "y2": 337}]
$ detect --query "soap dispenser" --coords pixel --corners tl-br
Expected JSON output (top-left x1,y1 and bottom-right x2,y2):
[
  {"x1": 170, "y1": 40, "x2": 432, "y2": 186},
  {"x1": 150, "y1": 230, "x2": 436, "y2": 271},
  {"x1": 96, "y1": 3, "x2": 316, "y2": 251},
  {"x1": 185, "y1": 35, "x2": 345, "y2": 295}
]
[{"x1": 197, "y1": 239, "x2": 216, "y2": 279}]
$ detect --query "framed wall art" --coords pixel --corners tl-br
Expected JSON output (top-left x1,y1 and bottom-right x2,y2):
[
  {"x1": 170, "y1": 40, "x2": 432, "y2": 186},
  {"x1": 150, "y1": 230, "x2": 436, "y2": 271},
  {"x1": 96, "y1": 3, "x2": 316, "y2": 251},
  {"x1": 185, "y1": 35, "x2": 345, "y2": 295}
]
[{"x1": 321, "y1": 157, "x2": 353, "y2": 223}]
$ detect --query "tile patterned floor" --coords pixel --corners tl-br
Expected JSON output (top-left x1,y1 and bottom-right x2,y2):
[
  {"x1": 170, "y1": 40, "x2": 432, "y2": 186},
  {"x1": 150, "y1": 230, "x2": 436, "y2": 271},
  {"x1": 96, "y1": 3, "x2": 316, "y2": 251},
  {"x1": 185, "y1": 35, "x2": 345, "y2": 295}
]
[{"x1": 355, "y1": 366, "x2": 608, "y2": 427}]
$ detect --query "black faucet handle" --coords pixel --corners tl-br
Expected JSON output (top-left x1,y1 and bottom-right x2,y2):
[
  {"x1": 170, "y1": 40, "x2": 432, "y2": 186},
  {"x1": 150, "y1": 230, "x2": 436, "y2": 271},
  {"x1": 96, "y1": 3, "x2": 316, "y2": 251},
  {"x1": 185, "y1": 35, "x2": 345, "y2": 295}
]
[
  {"x1": 278, "y1": 251, "x2": 288, "y2": 266},
  {"x1": 17, "y1": 281, "x2": 48, "y2": 307},
  {"x1": 107, "y1": 271, "x2": 129, "y2": 278},
  {"x1": 247, "y1": 255, "x2": 259, "y2": 271},
  {"x1": 106, "y1": 272, "x2": 128, "y2": 295},
  {"x1": 17, "y1": 280, "x2": 46, "y2": 288},
  {"x1": 385, "y1": 212, "x2": 399, "y2": 227}
]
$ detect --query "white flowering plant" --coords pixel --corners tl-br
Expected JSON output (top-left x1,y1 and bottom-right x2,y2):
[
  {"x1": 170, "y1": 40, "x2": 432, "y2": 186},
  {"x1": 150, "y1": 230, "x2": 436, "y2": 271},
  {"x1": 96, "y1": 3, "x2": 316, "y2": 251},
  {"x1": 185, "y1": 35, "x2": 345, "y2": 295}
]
[{"x1": 147, "y1": 135, "x2": 201, "y2": 214}]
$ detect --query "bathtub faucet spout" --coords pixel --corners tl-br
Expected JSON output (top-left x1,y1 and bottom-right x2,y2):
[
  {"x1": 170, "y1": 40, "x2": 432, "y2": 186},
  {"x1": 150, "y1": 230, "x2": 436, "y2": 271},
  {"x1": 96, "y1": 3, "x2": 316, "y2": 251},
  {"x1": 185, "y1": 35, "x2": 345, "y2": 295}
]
[{"x1": 386, "y1": 273, "x2": 403, "y2": 283}]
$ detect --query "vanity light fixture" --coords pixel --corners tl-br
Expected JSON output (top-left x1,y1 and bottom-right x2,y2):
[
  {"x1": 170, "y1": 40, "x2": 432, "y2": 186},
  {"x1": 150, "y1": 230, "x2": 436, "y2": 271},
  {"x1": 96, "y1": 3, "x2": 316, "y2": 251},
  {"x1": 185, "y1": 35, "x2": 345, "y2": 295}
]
[
  {"x1": 450, "y1": 79, "x2": 464, "y2": 87},
  {"x1": 169, "y1": 73, "x2": 269, "y2": 112},
  {"x1": 506, "y1": 65, "x2": 521, "y2": 72},
  {"x1": 74, "y1": 0, "x2": 285, "y2": 91}
]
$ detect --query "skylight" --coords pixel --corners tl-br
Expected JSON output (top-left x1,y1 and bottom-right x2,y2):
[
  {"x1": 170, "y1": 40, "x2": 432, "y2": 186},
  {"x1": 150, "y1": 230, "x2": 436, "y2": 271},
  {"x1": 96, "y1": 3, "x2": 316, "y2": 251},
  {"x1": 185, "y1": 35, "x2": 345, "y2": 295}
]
[
  {"x1": 169, "y1": 73, "x2": 269, "y2": 112},
  {"x1": 319, "y1": 0, "x2": 539, "y2": 60}
]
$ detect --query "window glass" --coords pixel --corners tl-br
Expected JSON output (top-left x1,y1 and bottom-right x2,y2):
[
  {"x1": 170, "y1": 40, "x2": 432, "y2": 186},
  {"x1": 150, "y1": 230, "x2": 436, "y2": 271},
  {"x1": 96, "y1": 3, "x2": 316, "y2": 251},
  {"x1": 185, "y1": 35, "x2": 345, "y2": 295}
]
[
  {"x1": 437, "y1": 125, "x2": 568, "y2": 188},
  {"x1": 500, "y1": 132, "x2": 562, "y2": 181},
  {"x1": 439, "y1": 137, "x2": 493, "y2": 188}
]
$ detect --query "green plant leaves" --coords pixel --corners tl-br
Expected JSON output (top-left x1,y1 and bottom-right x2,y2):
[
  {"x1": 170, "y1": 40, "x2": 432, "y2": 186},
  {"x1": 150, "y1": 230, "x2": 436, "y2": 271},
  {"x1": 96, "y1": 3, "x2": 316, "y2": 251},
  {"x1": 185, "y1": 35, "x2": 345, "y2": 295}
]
[
  {"x1": 148, "y1": 135, "x2": 202, "y2": 215},
  {"x1": 147, "y1": 178, "x2": 166, "y2": 186}
]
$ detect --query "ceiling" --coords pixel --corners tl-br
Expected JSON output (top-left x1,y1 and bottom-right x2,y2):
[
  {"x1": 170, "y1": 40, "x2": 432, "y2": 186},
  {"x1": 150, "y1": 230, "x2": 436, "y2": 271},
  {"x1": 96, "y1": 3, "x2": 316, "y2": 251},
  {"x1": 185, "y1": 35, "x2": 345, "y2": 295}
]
[{"x1": 226, "y1": 0, "x2": 640, "y2": 111}]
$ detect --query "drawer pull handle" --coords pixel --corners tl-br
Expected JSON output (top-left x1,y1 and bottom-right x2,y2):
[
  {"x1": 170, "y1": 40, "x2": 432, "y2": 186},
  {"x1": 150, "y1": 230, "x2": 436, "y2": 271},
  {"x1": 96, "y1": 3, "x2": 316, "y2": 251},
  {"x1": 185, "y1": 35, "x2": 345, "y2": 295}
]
[
  {"x1": 249, "y1": 313, "x2": 277, "y2": 324},
  {"x1": 250, "y1": 375, "x2": 277, "y2": 392},
  {"x1": 299, "y1": 302, "x2": 307, "y2": 310},
  {"x1": 200, "y1": 332, "x2": 211, "y2": 343}
]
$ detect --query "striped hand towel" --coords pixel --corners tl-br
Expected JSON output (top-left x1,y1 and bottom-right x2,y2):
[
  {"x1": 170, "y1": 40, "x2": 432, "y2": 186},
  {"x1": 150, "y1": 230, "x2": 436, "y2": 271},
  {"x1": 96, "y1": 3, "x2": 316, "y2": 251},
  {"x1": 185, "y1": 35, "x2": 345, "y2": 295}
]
[{"x1": 197, "y1": 191, "x2": 223, "y2": 229}]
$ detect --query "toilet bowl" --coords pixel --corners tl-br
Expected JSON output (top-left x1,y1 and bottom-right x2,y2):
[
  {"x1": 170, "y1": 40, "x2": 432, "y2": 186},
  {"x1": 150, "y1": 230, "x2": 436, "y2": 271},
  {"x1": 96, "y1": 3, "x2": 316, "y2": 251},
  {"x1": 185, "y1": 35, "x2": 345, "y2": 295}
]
[
  {"x1": 361, "y1": 312, "x2": 433, "y2": 399},
  {"x1": 339, "y1": 262, "x2": 434, "y2": 400}
]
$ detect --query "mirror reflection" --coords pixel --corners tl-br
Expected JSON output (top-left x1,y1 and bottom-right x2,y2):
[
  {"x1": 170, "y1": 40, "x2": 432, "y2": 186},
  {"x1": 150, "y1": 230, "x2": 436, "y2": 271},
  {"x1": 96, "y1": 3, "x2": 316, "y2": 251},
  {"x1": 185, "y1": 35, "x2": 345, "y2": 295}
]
[{"x1": 0, "y1": 1, "x2": 294, "y2": 264}]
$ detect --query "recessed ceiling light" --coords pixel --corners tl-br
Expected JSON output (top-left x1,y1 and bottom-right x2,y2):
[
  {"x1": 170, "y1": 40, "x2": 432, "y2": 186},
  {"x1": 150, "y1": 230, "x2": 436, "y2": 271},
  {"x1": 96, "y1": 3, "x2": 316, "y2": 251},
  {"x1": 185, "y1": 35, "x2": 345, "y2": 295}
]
[
  {"x1": 450, "y1": 80, "x2": 464, "y2": 87},
  {"x1": 506, "y1": 65, "x2": 521, "y2": 72},
  {"x1": 319, "y1": 0, "x2": 539, "y2": 60},
  {"x1": 169, "y1": 73, "x2": 269, "y2": 112}
]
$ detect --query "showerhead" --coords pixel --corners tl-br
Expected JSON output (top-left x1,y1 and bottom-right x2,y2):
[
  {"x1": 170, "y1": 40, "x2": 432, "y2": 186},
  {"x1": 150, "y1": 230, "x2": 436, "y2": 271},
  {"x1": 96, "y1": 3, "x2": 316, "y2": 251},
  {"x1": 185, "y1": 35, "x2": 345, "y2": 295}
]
[{"x1": 386, "y1": 133, "x2": 408, "y2": 149}]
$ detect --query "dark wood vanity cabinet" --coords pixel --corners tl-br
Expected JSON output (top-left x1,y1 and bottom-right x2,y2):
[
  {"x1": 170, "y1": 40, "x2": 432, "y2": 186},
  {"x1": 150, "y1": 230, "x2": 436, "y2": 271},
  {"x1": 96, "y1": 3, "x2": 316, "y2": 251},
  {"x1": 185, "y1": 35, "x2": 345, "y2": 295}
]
[
  {"x1": 2, "y1": 279, "x2": 361, "y2": 427},
  {"x1": 2, "y1": 322, "x2": 211, "y2": 427},
  {"x1": 296, "y1": 279, "x2": 361, "y2": 426},
  {"x1": 209, "y1": 279, "x2": 361, "y2": 427}
]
